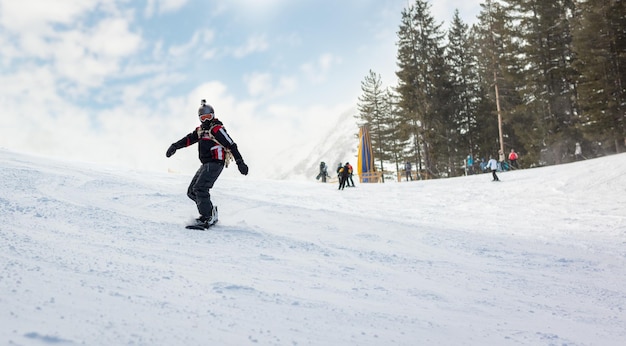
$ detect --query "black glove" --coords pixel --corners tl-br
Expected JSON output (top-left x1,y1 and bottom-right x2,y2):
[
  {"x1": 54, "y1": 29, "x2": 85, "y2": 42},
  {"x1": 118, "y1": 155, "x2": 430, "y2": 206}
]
[
  {"x1": 237, "y1": 160, "x2": 249, "y2": 175},
  {"x1": 166, "y1": 144, "x2": 177, "y2": 158}
]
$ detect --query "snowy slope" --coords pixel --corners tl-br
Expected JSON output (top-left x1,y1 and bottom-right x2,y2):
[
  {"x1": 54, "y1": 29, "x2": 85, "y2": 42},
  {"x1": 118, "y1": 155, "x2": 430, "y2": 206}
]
[{"x1": 1, "y1": 149, "x2": 625, "y2": 345}]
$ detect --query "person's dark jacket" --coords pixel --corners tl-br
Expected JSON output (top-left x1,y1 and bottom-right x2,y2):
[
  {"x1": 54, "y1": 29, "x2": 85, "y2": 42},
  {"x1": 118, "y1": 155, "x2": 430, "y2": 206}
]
[
  {"x1": 340, "y1": 164, "x2": 351, "y2": 178},
  {"x1": 168, "y1": 119, "x2": 243, "y2": 164}
]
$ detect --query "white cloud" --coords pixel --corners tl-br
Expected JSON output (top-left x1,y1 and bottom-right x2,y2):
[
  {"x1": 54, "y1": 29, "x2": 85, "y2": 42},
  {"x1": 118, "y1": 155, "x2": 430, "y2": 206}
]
[
  {"x1": 0, "y1": 34, "x2": 17, "y2": 65},
  {"x1": 0, "y1": 0, "x2": 97, "y2": 32},
  {"x1": 0, "y1": 0, "x2": 142, "y2": 90},
  {"x1": 224, "y1": 0, "x2": 288, "y2": 17},
  {"x1": 88, "y1": 18, "x2": 142, "y2": 58},
  {"x1": 0, "y1": 65, "x2": 61, "y2": 113},
  {"x1": 245, "y1": 73, "x2": 272, "y2": 97},
  {"x1": 144, "y1": 0, "x2": 189, "y2": 18},
  {"x1": 244, "y1": 72, "x2": 297, "y2": 98},
  {"x1": 232, "y1": 34, "x2": 269, "y2": 58},
  {"x1": 47, "y1": 17, "x2": 142, "y2": 89},
  {"x1": 318, "y1": 53, "x2": 340, "y2": 70},
  {"x1": 229, "y1": 0, "x2": 286, "y2": 7},
  {"x1": 168, "y1": 29, "x2": 215, "y2": 58},
  {"x1": 279, "y1": 32, "x2": 302, "y2": 48},
  {"x1": 0, "y1": 65, "x2": 99, "y2": 162},
  {"x1": 300, "y1": 53, "x2": 342, "y2": 84},
  {"x1": 115, "y1": 71, "x2": 186, "y2": 105}
]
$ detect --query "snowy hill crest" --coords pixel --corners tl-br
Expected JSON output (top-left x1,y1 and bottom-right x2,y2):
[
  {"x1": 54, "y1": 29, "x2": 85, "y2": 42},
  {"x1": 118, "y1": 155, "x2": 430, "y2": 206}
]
[{"x1": 1, "y1": 149, "x2": 626, "y2": 345}]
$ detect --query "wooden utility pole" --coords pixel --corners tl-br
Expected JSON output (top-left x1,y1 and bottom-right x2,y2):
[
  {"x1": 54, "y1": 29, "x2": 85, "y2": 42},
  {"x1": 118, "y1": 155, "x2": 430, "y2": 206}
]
[
  {"x1": 488, "y1": 0, "x2": 505, "y2": 157},
  {"x1": 494, "y1": 70, "x2": 504, "y2": 156}
]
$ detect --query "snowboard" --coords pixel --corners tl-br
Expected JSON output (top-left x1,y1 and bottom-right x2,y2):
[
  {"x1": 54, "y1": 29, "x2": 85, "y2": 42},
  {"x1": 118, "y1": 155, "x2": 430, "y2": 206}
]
[
  {"x1": 186, "y1": 206, "x2": 218, "y2": 230},
  {"x1": 185, "y1": 220, "x2": 217, "y2": 230}
]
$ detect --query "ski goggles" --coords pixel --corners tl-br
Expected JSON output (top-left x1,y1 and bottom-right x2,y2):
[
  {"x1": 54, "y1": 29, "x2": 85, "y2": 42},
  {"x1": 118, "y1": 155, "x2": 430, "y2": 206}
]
[{"x1": 199, "y1": 113, "x2": 214, "y2": 122}]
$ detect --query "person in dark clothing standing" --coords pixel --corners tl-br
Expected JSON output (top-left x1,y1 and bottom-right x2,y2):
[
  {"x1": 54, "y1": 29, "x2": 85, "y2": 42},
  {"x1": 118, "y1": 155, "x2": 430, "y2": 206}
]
[
  {"x1": 166, "y1": 100, "x2": 249, "y2": 229},
  {"x1": 508, "y1": 149, "x2": 519, "y2": 169},
  {"x1": 336, "y1": 163, "x2": 344, "y2": 189},
  {"x1": 346, "y1": 162, "x2": 355, "y2": 187},
  {"x1": 338, "y1": 162, "x2": 351, "y2": 190},
  {"x1": 405, "y1": 161, "x2": 413, "y2": 181}
]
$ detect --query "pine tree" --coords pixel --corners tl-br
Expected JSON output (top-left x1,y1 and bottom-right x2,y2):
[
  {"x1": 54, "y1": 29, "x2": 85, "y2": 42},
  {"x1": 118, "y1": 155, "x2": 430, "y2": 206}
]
[
  {"x1": 382, "y1": 89, "x2": 411, "y2": 179},
  {"x1": 472, "y1": 0, "x2": 524, "y2": 163},
  {"x1": 503, "y1": 0, "x2": 580, "y2": 164},
  {"x1": 395, "y1": 0, "x2": 448, "y2": 177},
  {"x1": 357, "y1": 69, "x2": 391, "y2": 181},
  {"x1": 428, "y1": 53, "x2": 457, "y2": 176},
  {"x1": 446, "y1": 10, "x2": 484, "y2": 174},
  {"x1": 573, "y1": 0, "x2": 626, "y2": 154},
  {"x1": 359, "y1": 0, "x2": 625, "y2": 178}
]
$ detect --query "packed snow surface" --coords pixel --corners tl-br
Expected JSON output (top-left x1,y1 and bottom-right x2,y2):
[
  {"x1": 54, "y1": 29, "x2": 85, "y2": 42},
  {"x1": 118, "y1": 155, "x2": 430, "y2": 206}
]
[{"x1": 1, "y1": 149, "x2": 625, "y2": 345}]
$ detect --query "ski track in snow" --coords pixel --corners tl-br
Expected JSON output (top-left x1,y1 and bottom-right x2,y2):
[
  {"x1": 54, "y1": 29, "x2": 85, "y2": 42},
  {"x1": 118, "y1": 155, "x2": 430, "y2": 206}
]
[{"x1": 1, "y1": 149, "x2": 625, "y2": 345}]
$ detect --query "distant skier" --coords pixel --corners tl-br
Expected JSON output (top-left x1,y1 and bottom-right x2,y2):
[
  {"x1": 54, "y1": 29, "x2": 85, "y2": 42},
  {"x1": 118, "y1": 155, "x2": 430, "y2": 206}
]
[
  {"x1": 166, "y1": 100, "x2": 249, "y2": 229},
  {"x1": 486, "y1": 155, "x2": 499, "y2": 181}
]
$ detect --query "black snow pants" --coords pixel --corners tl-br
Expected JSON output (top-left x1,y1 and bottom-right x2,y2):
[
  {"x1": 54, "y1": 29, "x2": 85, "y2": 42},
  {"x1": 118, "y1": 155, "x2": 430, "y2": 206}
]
[
  {"x1": 187, "y1": 162, "x2": 224, "y2": 217},
  {"x1": 491, "y1": 169, "x2": 499, "y2": 181}
]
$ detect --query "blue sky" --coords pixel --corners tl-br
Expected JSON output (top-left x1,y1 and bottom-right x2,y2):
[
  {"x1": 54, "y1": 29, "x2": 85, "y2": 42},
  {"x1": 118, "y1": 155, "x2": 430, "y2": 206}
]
[{"x1": 0, "y1": 0, "x2": 482, "y2": 178}]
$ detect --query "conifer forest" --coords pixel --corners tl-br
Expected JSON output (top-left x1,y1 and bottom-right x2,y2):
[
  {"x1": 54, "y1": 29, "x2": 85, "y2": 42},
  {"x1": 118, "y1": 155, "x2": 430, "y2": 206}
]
[{"x1": 357, "y1": 0, "x2": 625, "y2": 178}]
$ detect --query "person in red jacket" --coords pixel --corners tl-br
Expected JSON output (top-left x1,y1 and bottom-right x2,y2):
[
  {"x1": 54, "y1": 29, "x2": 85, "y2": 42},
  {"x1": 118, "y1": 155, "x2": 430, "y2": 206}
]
[
  {"x1": 346, "y1": 162, "x2": 355, "y2": 187},
  {"x1": 166, "y1": 100, "x2": 248, "y2": 229},
  {"x1": 508, "y1": 149, "x2": 519, "y2": 169}
]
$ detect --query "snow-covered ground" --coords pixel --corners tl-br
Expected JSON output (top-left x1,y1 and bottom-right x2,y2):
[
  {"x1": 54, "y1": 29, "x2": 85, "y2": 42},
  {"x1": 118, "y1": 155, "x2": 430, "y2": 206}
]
[{"x1": 1, "y1": 149, "x2": 625, "y2": 346}]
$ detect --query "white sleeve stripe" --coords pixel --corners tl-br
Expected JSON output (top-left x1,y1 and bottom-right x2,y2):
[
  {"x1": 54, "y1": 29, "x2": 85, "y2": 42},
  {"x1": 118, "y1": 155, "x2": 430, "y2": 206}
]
[{"x1": 218, "y1": 128, "x2": 234, "y2": 145}]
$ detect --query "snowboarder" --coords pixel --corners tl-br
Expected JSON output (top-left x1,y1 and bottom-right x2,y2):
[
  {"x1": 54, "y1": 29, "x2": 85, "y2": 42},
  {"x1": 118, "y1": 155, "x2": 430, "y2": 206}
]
[
  {"x1": 486, "y1": 155, "x2": 499, "y2": 181},
  {"x1": 166, "y1": 100, "x2": 249, "y2": 229},
  {"x1": 316, "y1": 161, "x2": 329, "y2": 182}
]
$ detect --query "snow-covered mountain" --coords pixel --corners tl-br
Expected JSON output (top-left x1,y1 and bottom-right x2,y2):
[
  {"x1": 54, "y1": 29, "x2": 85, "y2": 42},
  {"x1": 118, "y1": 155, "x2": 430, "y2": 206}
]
[
  {"x1": 272, "y1": 107, "x2": 360, "y2": 181},
  {"x1": 1, "y1": 148, "x2": 625, "y2": 345}
]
